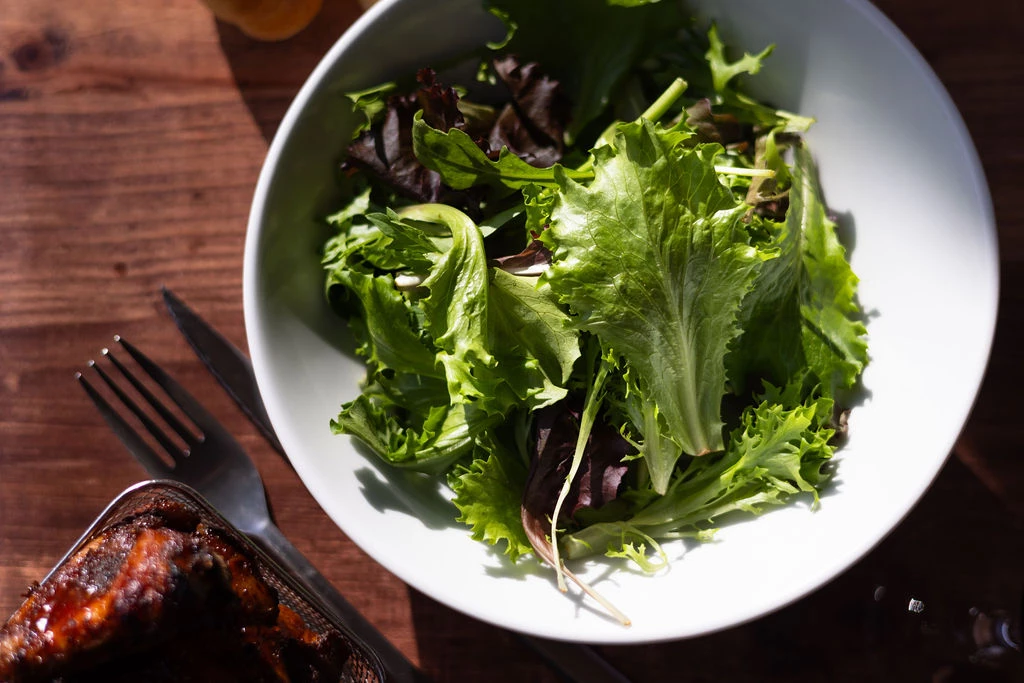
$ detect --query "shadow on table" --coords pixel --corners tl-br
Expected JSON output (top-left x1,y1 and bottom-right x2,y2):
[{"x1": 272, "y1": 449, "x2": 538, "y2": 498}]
[
  {"x1": 215, "y1": 2, "x2": 364, "y2": 143},
  {"x1": 955, "y1": 265, "x2": 1024, "y2": 519}
]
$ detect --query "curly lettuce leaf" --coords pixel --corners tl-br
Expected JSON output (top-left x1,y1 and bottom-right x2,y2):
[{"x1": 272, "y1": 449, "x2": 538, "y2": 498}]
[
  {"x1": 562, "y1": 384, "x2": 836, "y2": 561},
  {"x1": 449, "y1": 447, "x2": 533, "y2": 562},
  {"x1": 331, "y1": 368, "x2": 498, "y2": 474},
  {"x1": 323, "y1": 206, "x2": 438, "y2": 378},
  {"x1": 328, "y1": 202, "x2": 580, "y2": 473},
  {"x1": 641, "y1": 386, "x2": 836, "y2": 529},
  {"x1": 326, "y1": 268, "x2": 438, "y2": 378},
  {"x1": 542, "y1": 119, "x2": 768, "y2": 493},
  {"x1": 521, "y1": 183, "x2": 557, "y2": 237},
  {"x1": 728, "y1": 144, "x2": 868, "y2": 395}
]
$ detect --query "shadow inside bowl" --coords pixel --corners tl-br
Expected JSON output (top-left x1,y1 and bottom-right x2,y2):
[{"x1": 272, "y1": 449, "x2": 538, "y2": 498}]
[{"x1": 353, "y1": 457, "x2": 461, "y2": 532}]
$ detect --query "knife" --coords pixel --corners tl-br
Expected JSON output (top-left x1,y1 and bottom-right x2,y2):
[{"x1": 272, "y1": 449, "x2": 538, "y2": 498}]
[
  {"x1": 161, "y1": 286, "x2": 633, "y2": 683},
  {"x1": 162, "y1": 288, "x2": 285, "y2": 457}
]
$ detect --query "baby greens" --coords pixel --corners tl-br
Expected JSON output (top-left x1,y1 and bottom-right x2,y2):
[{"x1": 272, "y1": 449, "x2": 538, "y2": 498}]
[{"x1": 323, "y1": 0, "x2": 867, "y2": 621}]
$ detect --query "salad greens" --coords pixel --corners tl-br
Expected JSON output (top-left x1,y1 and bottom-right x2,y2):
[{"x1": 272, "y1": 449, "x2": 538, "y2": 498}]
[{"x1": 322, "y1": 0, "x2": 867, "y2": 622}]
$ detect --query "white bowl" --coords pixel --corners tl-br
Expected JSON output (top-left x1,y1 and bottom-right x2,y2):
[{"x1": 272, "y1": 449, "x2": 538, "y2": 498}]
[{"x1": 244, "y1": 0, "x2": 997, "y2": 643}]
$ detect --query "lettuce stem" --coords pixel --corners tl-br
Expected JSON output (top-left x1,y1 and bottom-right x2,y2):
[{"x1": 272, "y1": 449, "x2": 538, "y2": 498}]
[
  {"x1": 643, "y1": 77, "x2": 689, "y2": 122},
  {"x1": 577, "y1": 77, "x2": 688, "y2": 173},
  {"x1": 714, "y1": 166, "x2": 777, "y2": 178},
  {"x1": 549, "y1": 350, "x2": 610, "y2": 592}
]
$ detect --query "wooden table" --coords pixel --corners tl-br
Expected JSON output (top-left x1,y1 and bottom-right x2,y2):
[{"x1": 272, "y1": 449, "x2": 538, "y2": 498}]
[{"x1": 1, "y1": 0, "x2": 1022, "y2": 680}]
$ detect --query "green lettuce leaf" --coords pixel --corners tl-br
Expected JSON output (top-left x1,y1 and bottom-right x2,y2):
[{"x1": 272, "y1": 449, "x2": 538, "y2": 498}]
[
  {"x1": 344, "y1": 81, "x2": 398, "y2": 137},
  {"x1": 639, "y1": 386, "x2": 835, "y2": 530},
  {"x1": 388, "y1": 204, "x2": 579, "y2": 414},
  {"x1": 412, "y1": 112, "x2": 590, "y2": 190},
  {"x1": 332, "y1": 385, "x2": 495, "y2": 475},
  {"x1": 705, "y1": 24, "x2": 774, "y2": 94},
  {"x1": 328, "y1": 202, "x2": 580, "y2": 473},
  {"x1": 449, "y1": 446, "x2": 533, "y2": 561},
  {"x1": 488, "y1": 268, "x2": 580, "y2": 409},
  {"x1": 395, "y1": 204, "x2": 501, "y2": 408},
  {"x1": 562, "y1": 384, "x2": 836, "y2": 561},
  {"x1": 790, "y1": 146, "x2": 868, "y2": 392},
  {"x1": 323, "y1": 204, "x2": 438, "y2": 378},
  {"x1": 728, "y1": 144, "x2": 868, "y2": 395},
  {"x1": 542, "y1": 119, "x2": 767, "y2": 493},
  {"x1": 521, "y1": 183, "x2": 556, "y2": 236},
  {"x1": 702, "y1": 25, "x2": 814, "y2": 133},
  {"x1": 326, "y1": 268, "x2": 438, "y2": 377}
]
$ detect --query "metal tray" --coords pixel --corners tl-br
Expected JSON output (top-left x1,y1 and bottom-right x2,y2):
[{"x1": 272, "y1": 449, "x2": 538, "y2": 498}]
[{"x1": 38, "y1": 479, "x2": 385, "y2": 683}]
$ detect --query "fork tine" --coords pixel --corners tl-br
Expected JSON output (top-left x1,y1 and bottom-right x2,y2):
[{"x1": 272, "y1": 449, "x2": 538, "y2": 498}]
[
  {"x1": 88, "y1": 358, "x2": 188, "y2": 463},
  {"x1": 103, "y1": 345, "x2": 198, "y2": 448},
  {"x1": 115, "y1": 336, "x2": 224, "y2": 440},
  {"x1": 76, "y1": 369, "x2": 172, "y2": 478}
]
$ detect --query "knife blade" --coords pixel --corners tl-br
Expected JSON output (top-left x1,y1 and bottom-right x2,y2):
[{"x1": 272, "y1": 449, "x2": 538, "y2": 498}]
[
  {"x1": 161, "y1": 287, "x2": 633, "y2": 683},
  {"x1": 162, "y1": 287, "x2": 285, "y2": 456}
]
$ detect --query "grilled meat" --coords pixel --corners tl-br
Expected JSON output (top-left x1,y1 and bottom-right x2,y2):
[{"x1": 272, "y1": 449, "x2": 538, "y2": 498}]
[{"x1": 0, "y1": 500, "x2": 350, "y2": 682}]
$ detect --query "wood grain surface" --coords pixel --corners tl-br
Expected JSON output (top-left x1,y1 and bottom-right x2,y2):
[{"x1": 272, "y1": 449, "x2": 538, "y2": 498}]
[{"x1": 1, "y1": 0, "x2": 1022, "y2": 681}]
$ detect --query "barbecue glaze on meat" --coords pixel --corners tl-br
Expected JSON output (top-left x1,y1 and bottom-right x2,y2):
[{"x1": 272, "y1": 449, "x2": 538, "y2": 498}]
[{"x1": 0, "y1": 500, "x2": 351, "y2": 682}]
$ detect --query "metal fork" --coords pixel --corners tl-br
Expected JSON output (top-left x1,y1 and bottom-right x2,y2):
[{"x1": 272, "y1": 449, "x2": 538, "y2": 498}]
[{"x1": 76, "y1": 336, "x2": 427, "y2": 683}]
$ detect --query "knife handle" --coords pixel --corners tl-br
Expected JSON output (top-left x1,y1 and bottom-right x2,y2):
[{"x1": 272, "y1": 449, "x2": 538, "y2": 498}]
[{"x1": 250, "y1": 520, "x2": 431, "y2": 683}]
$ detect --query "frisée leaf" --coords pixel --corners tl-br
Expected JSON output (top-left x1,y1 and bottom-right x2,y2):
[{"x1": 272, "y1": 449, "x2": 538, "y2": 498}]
[
  {"x1": 561, "y1": 382, "x2": 837, "y2": 560},
  {"x1": 450, "y1": 446, "x2": 533, "y2": 561}
]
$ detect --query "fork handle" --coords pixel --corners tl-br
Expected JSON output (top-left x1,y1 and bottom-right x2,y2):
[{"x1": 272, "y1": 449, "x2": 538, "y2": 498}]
[{"x1": 250, "y1": 520, "x2": 430, "y2": 683}]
